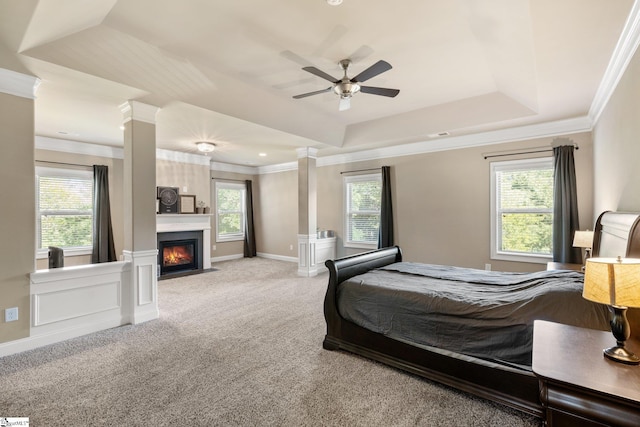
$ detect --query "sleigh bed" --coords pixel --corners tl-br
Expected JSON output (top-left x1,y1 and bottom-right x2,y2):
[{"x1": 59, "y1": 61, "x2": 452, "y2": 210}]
[{"x1": 322, "y1": 211, "x2": 640, "y2": 417}]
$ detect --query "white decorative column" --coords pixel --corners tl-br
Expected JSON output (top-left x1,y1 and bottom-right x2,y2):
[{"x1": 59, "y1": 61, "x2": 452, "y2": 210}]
[
  {"x1": 297, "y1": 147, "x2": 319, "y2": 276},
  {"x1": 120, "y1": 100, "x2": 160, "y2": 324}
]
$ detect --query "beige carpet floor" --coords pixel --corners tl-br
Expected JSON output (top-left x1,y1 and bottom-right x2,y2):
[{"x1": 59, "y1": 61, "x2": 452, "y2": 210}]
[{"x1": 0, "y1": 257, "x2": 540, "y2": 426}]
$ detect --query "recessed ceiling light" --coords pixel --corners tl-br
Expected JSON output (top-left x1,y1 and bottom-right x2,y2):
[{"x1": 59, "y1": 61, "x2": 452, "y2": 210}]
[
  {"x1": 196, "y1": 142, "x2": 216, "y2": 153},
  {"x1": 259, "y1": 153, "x2": 267, "y2": 157},
  {"x1": 327, "y1": 0, "x2": 343, "y2": 5}
]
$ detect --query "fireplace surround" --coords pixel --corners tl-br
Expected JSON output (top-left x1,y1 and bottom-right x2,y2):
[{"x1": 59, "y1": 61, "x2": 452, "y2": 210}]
[
  {"x1": 157, "y1": 231, "x2": 203, "y2": 276},
  {"x1": 156, "y1": 214, "x2": 212, "y2": 276}
]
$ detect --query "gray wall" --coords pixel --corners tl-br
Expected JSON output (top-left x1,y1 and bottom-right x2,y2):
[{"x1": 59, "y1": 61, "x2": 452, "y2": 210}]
[
  {"x1": 318, "y1": 133, "x2": 593, "y2": 271},
  {"x1": 254, "y1": 170, "x2": 298, "y2": 258},
  {"x1": 593, "y1": 41, "x2": 640, "y2": 215},
  {"x1": 0, "y1": 92, "x2": 35, "y2": 343},
  {"x1": 259, "y1": 133, "x2": 594, "y2": 273}
]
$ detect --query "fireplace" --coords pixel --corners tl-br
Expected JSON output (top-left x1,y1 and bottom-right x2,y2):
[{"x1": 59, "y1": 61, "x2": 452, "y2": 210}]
[{"x1": 157, "y1": 230, "x2": 203, "y2": 276}]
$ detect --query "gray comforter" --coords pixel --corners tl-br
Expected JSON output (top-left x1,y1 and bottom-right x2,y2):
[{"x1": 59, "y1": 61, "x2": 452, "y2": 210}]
[{"x1": 337, "y1": 262, "x2": 611, "y2": 367}]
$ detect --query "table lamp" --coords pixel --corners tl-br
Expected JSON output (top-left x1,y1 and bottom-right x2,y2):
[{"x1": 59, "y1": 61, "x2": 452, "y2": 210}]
[
  {"x1": 573, "y1": 230, "x2": 594, "y2": 267},
  {"x1": 583, "y1": 257, "x2": 640, "y2": 365}
]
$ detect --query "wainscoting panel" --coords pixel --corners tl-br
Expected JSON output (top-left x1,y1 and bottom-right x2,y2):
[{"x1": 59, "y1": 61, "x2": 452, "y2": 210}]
[
  {"x1": 33, "y1": 280, "x2": 121, "y2": 326},
  {"x1": 0, "y1": 261, "x2": 132, "y2": 358},
  {"x1": 137, "y1": 264, "x2": 154, "y2": 305}
]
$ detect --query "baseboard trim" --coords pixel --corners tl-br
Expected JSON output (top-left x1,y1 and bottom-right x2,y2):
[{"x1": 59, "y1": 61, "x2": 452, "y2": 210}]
[
  {"x1": 211, "y1": 253, "x2": 299, "y2": 263},
  {"x1": 257, "y1": 252, "x2": 298, "y2": 263},
  {"x1": 0, "y1": 318, "x2": 127, "y2": 358},
  {"x1": 210, "y1": 254, "x2": 244, "y2": 263}
]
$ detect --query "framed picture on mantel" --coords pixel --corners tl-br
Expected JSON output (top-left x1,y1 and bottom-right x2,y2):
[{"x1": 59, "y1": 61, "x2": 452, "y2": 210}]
[{"x1": 179, "y1": 194, "x2": 196, "y2": 214}]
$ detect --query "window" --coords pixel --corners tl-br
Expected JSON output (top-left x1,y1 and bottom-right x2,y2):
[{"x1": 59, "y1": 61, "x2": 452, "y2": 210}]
[
  {"x1": 36, "y1": 166, "x2": 93, "y2": 257},
  {"x1": 344, "y1": 173, "x2": 381, "y2": 248},
  {"x1": 490, "y1": 158, "x2": 554, "y2": 263},
  {"x1": 215, "y1": 182, "x2": 246, "y2": 242}
]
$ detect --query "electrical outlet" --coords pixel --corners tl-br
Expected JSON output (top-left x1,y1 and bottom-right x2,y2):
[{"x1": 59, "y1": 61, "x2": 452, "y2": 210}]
[
  {"x1": 485, "y1": 264, "x2": 492, "y2": 271},
  {"x1": 5, "y1": 307, "x2": 18, "y2": 322},
  {"x1": 212, "y1": 245, "x2": 216, "y2": 251},
  {"x1": 290, "y1": 244, "x2": 293, "y2": 251}
]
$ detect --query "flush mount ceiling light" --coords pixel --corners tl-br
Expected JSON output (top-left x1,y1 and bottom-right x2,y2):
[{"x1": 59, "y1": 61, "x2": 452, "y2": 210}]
[{"x1": 196, "y1": 142, "x2": 216, "y2": 153}]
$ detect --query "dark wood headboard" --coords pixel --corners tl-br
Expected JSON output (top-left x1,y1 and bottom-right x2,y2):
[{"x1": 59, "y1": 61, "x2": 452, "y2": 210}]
[
  {"x1": 592, "y1": 211, "x2": 640, "y2": 258},
  {"x1": 590, "y1": 211, "x2": 640, "y2": 337}
]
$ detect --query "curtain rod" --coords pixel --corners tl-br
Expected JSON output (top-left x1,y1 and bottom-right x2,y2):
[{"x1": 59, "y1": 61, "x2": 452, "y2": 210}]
[
  {"x1": 483, "y1": 145, "x2": 578, "y2": 160},
  {"x1": 340, "y1": 166, "x2": 387, "y2": 175},
  {"x1": 36, "y1": 160, "x2": 94, "y2": 169}
]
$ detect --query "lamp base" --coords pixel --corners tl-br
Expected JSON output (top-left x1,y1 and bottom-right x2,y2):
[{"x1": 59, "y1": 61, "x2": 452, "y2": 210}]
[{"x1": 604, "y1": 345, "x2": 640, "y2": 365}]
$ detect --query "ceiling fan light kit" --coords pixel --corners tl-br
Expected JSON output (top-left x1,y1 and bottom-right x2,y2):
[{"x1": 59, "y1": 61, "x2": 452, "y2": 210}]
[{"x1": 293, "y1": 58, "x2": 399, "y2": 111}]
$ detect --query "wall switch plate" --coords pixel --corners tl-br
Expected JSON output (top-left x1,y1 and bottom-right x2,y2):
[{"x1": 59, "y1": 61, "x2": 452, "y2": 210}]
[
  {"x1": 5, "y1": 307, "x2": 18, "y2": 322},
  {"x1": 212, "y1": 245, "x2": 216, "y2": 251}
]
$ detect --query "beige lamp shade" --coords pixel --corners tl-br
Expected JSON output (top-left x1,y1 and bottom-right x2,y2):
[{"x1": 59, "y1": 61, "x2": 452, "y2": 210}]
[
  {"x1": 583, "y1": 257, "x2": 640, "y2": 307},
  {"x1": 573, "y1": 230, "x2": 594, "y2": 248}
]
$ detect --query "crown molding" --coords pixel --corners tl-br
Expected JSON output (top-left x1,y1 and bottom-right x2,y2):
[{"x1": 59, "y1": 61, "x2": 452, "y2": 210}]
[
  {"x1": 209, "y1": 161, "x2": 258, "y2": 175},
  {"x1": 35, "y1": 136, "x2": 124, "y2": 158},
  {"x1": 589, "y1": 0, "x2": 640, "y2": 124},
  {"x1": 314, "y1": 116, "x2": 592, "y2": 168},
  {"x1": 256, "y1": 116, "x2": 592, "y2": 173},
  {"x1": 156, "y1": 148, "x2": 211, "y2": 166},
  {"x1": 35, "y1": 114, "x2": 592, "y2": 175},
  {"x1": 258, "y1": 161, "x2": 298, "y2": 174},
  {"x1": 36, "y1": 136, "x2": 211, "y2": 166},
  {"x1": 0, "y1": 68, "x2": 40, "y2": 99}
]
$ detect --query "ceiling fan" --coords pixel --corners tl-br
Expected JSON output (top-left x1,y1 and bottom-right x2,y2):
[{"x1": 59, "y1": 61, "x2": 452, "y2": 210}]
[{"x1": 293, "y1": 59, "x2": 400, "y2": 111}]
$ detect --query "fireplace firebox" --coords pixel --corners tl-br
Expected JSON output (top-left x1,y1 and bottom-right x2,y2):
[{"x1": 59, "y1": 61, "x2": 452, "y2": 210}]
[{"x1": 157, "y1": 230, "x2": 203, "y2": 277}]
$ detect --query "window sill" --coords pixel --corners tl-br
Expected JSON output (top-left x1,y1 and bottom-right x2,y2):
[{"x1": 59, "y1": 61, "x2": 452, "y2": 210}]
[
  {"x1": 491, "y1": 252, "x2": 551, "y2": 264},
  {"x1": 216, "y1": 236, "x2": 245, "y2": 243},
  {"x1": 36, "y1": 247, "x2": 92, "y2": 259},
  {"x1": 344, "y1": 242, "x2": 378, "y2": 250}
]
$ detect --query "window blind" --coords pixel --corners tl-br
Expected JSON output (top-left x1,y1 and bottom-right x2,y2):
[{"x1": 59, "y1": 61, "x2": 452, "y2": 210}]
[{"x1": 37, "y1": 171, "x2": 93, "y2": 249}]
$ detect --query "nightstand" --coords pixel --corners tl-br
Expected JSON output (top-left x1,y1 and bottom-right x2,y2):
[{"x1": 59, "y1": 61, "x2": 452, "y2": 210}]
[
  {"x1": 546, "y1": 262, "x2": 583, "y2": 272},
  {"x1": 532, "y1": 320, "x2": 640, "y2": 426}
]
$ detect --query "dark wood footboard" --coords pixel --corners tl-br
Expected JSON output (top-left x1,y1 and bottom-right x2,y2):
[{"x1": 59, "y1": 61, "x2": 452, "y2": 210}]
[{"x1": 322, "y1": 246, "x2": 543, "y2": 418}]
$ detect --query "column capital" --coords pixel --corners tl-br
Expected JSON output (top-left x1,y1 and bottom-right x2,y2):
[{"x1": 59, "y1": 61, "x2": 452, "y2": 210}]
[
  {"x1": 119, "y1": 100, "x2": 160, "y2": 125},
  {"x1": 297, "y1": 147, "x2": 318, "y2": 159},
  {"x1": 0, "y1": 68, "x2": 40, "y2": 99}
]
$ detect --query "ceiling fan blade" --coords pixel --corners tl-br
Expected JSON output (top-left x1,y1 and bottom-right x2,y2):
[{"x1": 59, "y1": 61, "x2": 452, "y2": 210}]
[
  {"x1": 360, "y1": 86, "x2": 400, "y2": 97},
  {"x1": 280, "y1": 50, "x2": 312, "y2": 67},
  {"x1": 302, "y1": 66, "x2": 339, "y2": 83},
  {"x1": 339, "y1": 97, "x2": 351, "y2": 111},
  {"x1": 351, "y1": 60, "x2": 392, "y2": 83},
  {"x1": 293, "y1": 87, "x2": 333, "y2": 99},
  {"x1": 312, "y1": 24, "x2": 348, "y2": 57},
  {"x1": 274, "y1": 77, "x2": 316, "y2": 90},
  {"x1": 349, "y1": 45, "x2": 374, "y2": 64}
]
